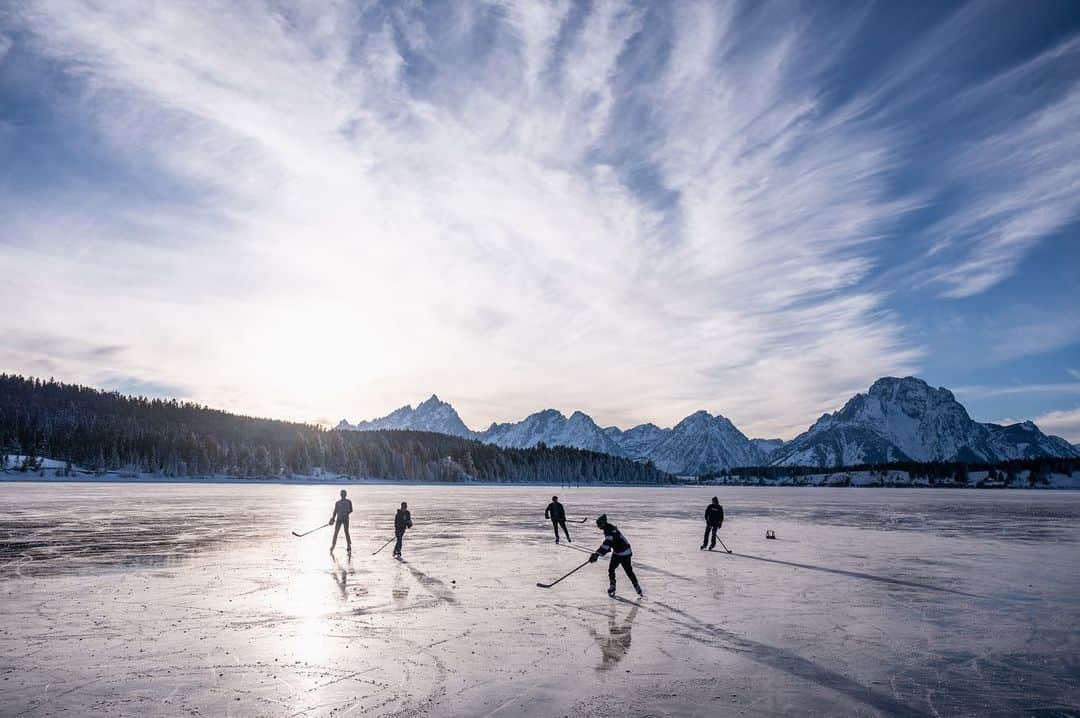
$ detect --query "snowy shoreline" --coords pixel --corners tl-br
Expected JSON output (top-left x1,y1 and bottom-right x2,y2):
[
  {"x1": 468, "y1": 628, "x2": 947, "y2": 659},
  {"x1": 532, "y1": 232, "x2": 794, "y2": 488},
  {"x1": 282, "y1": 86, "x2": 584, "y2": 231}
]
[
  {"x1": 4, "y1": 456, "x2": 1079, "y2": 488},
  {"x1": 3, "y1": 472, "x2": 1078, "y2": 489}
]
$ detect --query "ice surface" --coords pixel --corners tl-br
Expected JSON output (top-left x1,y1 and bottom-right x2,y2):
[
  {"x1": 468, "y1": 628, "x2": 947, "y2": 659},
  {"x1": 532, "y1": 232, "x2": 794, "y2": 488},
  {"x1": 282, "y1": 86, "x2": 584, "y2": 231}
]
[{"x1": 1, "y1": 484, "x2": 1078, "y2": 716}]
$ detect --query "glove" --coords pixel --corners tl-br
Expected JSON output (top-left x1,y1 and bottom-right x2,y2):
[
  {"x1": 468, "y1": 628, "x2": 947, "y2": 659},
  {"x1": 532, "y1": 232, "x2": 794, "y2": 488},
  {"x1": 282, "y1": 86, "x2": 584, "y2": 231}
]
[
  {"x1": 588, "y1": 552, "x2": 599, "y2": 563},
  {"x1": 406, "y1": 521, "x2": 413, "y2": 529},
  {"x1": 328, "y1": 519, "x2": 334, "y2": 525}
]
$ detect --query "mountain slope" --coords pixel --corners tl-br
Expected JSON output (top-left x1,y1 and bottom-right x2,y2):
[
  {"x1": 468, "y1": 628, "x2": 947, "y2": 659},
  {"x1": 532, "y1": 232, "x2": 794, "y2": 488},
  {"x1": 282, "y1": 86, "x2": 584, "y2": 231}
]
[
  {"x1": 342, "y1": 395, "x2": 474, "y2": 438},
  {"x1": 605, "y1": 422, "x2": 670, "y2": 460},
  {"x1": 772, "y1": 377, "x2": 1080, "y2": 467},
  {"x1": 480, "y1": 410, "x2": 624, "y2": 455},
  {"x1": 645, "y1": 411, "x2": 760, "y2": 475},
  {"x1": 984, "y1": 422, "x2": 1080, "y2": 460},
  {"x1": 750, "y1": 438, "x2": 785, "y2": 461}
]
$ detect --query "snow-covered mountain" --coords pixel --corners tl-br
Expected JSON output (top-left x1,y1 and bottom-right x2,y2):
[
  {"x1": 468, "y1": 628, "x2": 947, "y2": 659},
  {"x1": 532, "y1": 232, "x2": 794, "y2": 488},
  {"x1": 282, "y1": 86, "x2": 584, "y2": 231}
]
[
  {"x1": 480, "y1": 409, "x2": 624, "y2": 455},
  {"x1": 642, "y1": 411, "x2": 761, "y2": 475},
  {"x1": 339, "y1": 379, "x2": 1078, "y2": 474},
  {"x1": 338, "y1": 395, "x2": 474, "y2": 438},
  {"x1": 750, "y1": 438, "x2": 786, "y2": 461},
  {"x1": 340, "y1": 399, "x2": 762, "y2": 472},
  {"x1": 984, "y1": 422, "x2": 1080, "y2": 460},
  {"x1": 770, "y1": 377, "x2": 1080, "y2": 467},
  {"x1": 603, "y1": 423, "x2": 669, "y2": 460}
]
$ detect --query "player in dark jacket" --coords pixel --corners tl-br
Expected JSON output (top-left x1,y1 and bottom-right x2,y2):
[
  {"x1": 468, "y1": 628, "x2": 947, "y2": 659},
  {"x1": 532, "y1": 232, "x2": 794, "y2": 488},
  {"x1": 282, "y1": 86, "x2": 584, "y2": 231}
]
[
  {"x1": 545, "y1": 496, "x2": 571, "y2": 543},
  {"x1": 393, "y1": 502, "x2": 412, "y2": 558},
  {"x1": 701, "y1": 496, "x2": 724, "y2": 550},
  {"x1": 589, "y1": 514, "x2": 642, "y2": 597},
  {"x1": 329, "y1": 489, "x2": 353, "y2": 554}
]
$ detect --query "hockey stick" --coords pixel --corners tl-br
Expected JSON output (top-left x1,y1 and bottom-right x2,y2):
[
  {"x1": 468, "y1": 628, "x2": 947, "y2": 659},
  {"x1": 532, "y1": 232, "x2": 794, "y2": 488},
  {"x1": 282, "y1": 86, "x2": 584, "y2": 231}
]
[
  {"x1": 537, "y1": 559, "x2": 591, "y2": 589},
  {"x1": 561, "y1": 542, "x2": 605, "y2": 558},
  {"x1": 292, "y1": 523, "x2": 331, "y2": 538},
  {"x1": 572, "y1": 517, "x2": 589, "y2": 523},
  {"x1": 371, "y1": 537, "x2": 396, "y2": 556},
  {"x1": 716, "y1": 536, "x2": 733, "y2": 554}
]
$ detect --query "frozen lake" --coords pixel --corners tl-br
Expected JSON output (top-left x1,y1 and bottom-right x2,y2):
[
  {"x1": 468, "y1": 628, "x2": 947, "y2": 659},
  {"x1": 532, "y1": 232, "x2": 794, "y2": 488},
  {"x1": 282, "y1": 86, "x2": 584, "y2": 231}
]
[{"x1": 1, "y1": 483, "x2": 1078, "y2": 717}]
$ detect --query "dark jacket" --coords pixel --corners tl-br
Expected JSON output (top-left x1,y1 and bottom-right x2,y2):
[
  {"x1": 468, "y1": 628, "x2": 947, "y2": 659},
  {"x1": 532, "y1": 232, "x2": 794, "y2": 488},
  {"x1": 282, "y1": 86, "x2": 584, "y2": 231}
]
[
  {"x1": 394, "y1": 509, "x2": 412, "y2": 535},
  {"x1": 545, "y1": 501, "x2": 566, "y2": 522},
  {"x1": 705, "y1": 503, "x2": 724, "y2": 527},
  {"x1": 332, "y1": 498, "x2": 353, "y2": 523},
  {"x1": 596, "y1": 523, "x2": 632, "y2": 557}
]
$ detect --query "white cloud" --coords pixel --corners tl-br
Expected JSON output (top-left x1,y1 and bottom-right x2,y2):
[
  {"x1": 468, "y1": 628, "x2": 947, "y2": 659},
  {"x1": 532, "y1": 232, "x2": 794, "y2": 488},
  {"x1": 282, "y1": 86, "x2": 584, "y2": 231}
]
[
  {"x1": 956, "y1": 383, "x2": 1080, "y2": 400},
  {"x1": 921, "y1": 38, "x2": 1080, "y2": 298},
  {"x1": 992, "y1": 317, "x2": 1080, "y2": 362},
  {"x1": 7, "y1": 0, "x2": 1071, "y2": 438}
]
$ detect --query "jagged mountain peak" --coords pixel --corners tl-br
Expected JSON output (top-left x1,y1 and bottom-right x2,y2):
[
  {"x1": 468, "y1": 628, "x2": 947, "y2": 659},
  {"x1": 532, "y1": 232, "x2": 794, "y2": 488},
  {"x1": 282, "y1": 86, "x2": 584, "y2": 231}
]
[
  {"x1": 773, "y1": 376, "x2": 1079, "y2": 467},
  {"x1": 338, "y1": 379, "x2": 1079, "y2": 474},
  {"x1": 348, "y1": 395, "x2": 474, "y2": 438},
  {"x1": 675, "y1": 410, "x2": 737, "y2": 429},
  {"x1": 478, "y1": 406, "x2": 621, "y2": 455}
]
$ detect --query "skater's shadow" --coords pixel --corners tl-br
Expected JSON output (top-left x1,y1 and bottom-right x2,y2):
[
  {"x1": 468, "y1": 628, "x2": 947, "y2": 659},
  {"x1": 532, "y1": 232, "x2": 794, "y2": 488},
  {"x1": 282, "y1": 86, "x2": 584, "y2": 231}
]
[
  {"x1": 404, "y1": 562, "x2": 457, "y2": 604},
  {"x1": 729, "y1": 553, "x2": 981, "y2": 598},
  {"x1": 646, "y1": 600, "x2": 933, "y2": 717},
  {"x1": 588, "y1": 602, "x2": 639, "y2": 671}
]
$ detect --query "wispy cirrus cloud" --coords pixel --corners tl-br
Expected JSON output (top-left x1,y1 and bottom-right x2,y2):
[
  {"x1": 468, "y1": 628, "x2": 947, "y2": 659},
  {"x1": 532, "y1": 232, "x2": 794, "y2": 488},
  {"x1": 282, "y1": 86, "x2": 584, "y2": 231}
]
[
  {"x1": 0, "y1": 1, "x2": 1076, "y2": 437},
  {"x1": 991, "y1": 316, "x2": 1080, "y2": 362},
  {"x1": 956, "y1": 383, "x2": 1080, "y2": 400},
  {"x1": 917, "y1": 37, "x2": 1080, "y2": 298}
]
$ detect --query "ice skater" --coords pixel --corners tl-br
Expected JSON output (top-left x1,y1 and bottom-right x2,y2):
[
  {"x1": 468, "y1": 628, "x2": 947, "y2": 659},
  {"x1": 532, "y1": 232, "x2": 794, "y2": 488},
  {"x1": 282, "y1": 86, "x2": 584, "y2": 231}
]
[
  {"x1": 393, "y1": 501, "x2": 412, "y2": 558},
  {"x1": 328, "y1": 489, "x2": 353, "y2": 554},
  {"x1": 701, "y1": 496, "x2": 724, "y2": 550},
  {"x1": 589, "y1": 514, "x2": 642, "y2": 598},
  {"x1": 545, "y1": 495, "x2": 571, "y2": 544}
]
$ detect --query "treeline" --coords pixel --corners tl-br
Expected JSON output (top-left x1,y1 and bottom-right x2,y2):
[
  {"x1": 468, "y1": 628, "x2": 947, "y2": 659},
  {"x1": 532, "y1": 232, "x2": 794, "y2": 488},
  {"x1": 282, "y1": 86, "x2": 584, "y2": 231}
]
[
  {"x1": 705, "y1": 456, "x2": 1080, "y2": 486},
  {"x1": 0, "y1": 375, "x2": 673, "y2": 484}
]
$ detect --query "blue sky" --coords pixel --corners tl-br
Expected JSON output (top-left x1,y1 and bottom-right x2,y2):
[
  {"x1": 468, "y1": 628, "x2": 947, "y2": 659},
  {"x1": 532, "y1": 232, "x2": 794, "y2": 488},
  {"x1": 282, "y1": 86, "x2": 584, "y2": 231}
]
[{"x1": 1, "y1": 0, "x2": 1078, "y2": 441}]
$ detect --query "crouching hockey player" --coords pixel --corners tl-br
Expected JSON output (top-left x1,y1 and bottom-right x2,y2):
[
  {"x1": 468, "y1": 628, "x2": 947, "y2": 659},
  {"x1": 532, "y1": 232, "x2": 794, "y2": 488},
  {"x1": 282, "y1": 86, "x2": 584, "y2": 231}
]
[{"x1": 589, "y1": 514, "x2": 642, "y2": 598}]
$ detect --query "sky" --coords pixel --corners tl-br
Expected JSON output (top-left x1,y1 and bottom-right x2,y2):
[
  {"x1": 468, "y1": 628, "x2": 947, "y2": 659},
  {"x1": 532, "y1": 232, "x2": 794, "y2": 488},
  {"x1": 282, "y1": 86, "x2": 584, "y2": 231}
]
[{"x1": 1, "y1": 0, "x2": 1079, "y2": 441}]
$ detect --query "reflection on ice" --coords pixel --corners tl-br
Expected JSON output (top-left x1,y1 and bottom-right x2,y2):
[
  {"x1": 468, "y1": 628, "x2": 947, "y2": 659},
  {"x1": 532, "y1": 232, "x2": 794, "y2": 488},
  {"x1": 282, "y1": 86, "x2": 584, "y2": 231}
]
[{"x1": 331, "y1": 555, "x2": 352, "y2": 601}]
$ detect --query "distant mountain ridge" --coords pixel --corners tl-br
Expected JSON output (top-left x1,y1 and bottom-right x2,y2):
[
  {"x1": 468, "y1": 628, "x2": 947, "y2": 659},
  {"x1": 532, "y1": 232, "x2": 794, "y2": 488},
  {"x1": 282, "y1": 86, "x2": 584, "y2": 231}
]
[
  {"x1": 339, "y1": 377, "x2": 1079, "y2": 474},
  {"x1": 339, "y1": 399, "x2": 780, "y2": 474},
  {"x1": 346, "y1": 394, "x2": 474, "y2": 437}
]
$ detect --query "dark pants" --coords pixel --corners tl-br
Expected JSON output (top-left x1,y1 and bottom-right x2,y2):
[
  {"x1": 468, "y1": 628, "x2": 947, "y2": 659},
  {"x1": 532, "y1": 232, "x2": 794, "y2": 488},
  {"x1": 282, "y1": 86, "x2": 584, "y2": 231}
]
[
  {"x1": 393, "y1": 531, "x2": 405, "y2": 556},
  {"x1": 552, "y1": 520, "x2": 571, "y2": 542},
  {"x1": 331, "y1": 519, "x2": 351, "y2": 550},
  {"x1": 703, "y1": 523, "x2": 720, "y2": 548},
  {"x1": 609, "y1": 553, "x2": 639, "y2": 589}
]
